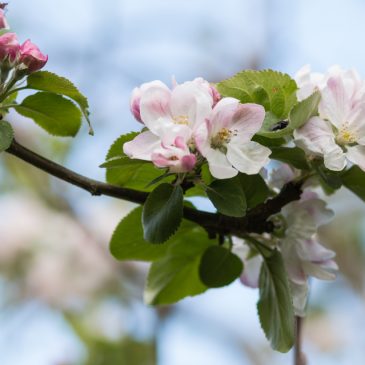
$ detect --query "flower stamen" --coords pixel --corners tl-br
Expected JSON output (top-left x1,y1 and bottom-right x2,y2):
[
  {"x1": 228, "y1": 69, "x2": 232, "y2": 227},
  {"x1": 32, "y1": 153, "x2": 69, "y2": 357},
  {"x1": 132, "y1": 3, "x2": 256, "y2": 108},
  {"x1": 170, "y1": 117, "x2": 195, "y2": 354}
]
[{"x1": 173, "y1": 115, "x2": 189, "y2": 125}]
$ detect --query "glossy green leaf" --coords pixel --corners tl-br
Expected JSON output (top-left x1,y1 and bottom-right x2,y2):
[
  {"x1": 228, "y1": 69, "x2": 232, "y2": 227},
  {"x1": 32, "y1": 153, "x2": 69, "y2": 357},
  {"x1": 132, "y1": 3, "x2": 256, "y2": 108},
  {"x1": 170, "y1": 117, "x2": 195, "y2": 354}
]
[
  {"x1": 110, "y1": 207, "x2": 203, "y2": 262},
  {"x1": 341, "y1": 166, "x2": 365, "y2": 201},
  {"x1": 313, "y1": 161, "x2": 342, "y2": 191},
  {"x1": 257, "y1": 249, "x2": 295, "y2": 353},
  {"x1": 270, "y1": 147, "x2": 310, "y2": 170},
  {"x1": 217, "y1": 69, "x2": 297, "y2": 118},
  {"x1": 144, "y1": 226, "x2": 214, "y2": 305},
  {"x1": 14, "y1": 92, "x2": 82, "y2": 137},
  {"x1": 289, "y1": 91, "x2": 321, "y2": 129},
  {"x1": 252, "y1": 134, "x2": 286, "y2": 147},
  {"x1": 199, "y1": 246, "x2": 243, "y2": 287},
  {"x1": 100, "y1": 156, "x2": 147, "y2": 169},
  {"x1": 142, "y1": 183, "x2": 183, "y2": 243},
  {"x1": 26, "y1": 71, "x2": 93, "y2": 134},
  {"x1": 237, "y1": 173, "x2": 270, "y2": 209},
  {"x1": 0, "y1": 120, "x2": 13, "y2": 152},
  {"x1": 206, "y1": 177, "x2": 247, "y2": 217},
  {"x1": 258, "y1": 112, "x2": 291, "y2": 139}
]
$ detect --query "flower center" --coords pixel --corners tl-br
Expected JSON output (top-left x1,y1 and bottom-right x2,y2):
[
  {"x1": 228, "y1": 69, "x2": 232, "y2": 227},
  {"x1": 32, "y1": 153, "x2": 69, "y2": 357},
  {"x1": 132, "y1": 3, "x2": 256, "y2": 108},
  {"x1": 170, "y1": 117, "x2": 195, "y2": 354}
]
[
  {"x1": 173, "y1": 115, "x2": 189, "y2": 125},
  {"x1": 211, "y1": 128, "x2": 232, "y2": 151},
  {"x1": 169, "y1": 156, "x2": 179, "y2": 161},
  {"x1": 336, "y1": 125, "x2": 357, "y2": 145}
]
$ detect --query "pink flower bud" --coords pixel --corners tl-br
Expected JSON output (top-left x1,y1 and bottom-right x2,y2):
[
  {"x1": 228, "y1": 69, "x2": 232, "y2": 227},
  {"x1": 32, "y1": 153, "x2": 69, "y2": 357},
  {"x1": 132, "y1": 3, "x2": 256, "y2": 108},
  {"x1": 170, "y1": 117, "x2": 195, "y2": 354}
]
[
  {"x1": 0, "y1": 32, "x2": 20, "y2": 63},
  {"x1": 130, "y1": 87, "x2": 142, "y2": 122},
  {"x1": 0, "y1": 9, "x2": 9, "y2": 29},
  {"x1": 20, "y1": 39, "x2": 48, "y2": 73}
]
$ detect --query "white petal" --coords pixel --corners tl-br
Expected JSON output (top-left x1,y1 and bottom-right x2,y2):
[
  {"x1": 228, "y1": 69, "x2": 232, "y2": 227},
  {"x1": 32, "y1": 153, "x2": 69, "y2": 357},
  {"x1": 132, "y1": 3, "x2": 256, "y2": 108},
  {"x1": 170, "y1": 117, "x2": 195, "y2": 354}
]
[
  {"x1": 231, "y1": 103, "x2": 265, "y2": 143},
  {"x1": 281, "y1": 238, "x2": 307, "y2": 284},
  {"x1": 208, "y1": 97, "x2": 239, "y2": 136},
  {"x1": 290, "y1": 281, "x2": 309, "y2": 317},
  {"x1": 294, "y1": 116, "x2": 346, "y2": 171},
  {"x1": 296, "y1": 239, "x2": 335, "y2": 263},
  {"x1": 240, "y1": 255, "x2": 262, "y2": 289},
  {"x1": 206, "y1": 148, "x2": 238, "y2": 179},
  {"x1": 140, "y1": 84, "x2": 172, "y2": 129},
  {"x1": 346, "y1": 145, "x2": 365, "y2": 171},
  {"x1": 123, "y1": 131, "x2": 160, "y2": 161},
  {"x1": 323, "y1": 145, "x2": 347, "y2": 171},
  {"x1": 302, "y1": 260, "x2": 338, "y2": 281},
  {"x1": 226, "y1": 141, "x2": 271, "y2": 175},
  {"x1": 319, "y1": 76, "x2": 352, "y2": 129},
  {"x1": 170, "y1": 82, "x2": 213, "y2": 129},
  {"x1": 347, "y1": 105, "x2": 365, "y2": 144}
]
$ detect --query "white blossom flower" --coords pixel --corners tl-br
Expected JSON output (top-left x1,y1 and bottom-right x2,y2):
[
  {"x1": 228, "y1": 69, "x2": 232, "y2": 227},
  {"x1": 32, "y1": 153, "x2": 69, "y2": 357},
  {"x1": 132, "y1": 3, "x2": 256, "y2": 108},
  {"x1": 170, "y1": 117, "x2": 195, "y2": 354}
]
[
  {"x1": 124, "y1": 77, "x2": 214, "y2": 172},
  {"x1": 195, "y1": 97, "x2": 271, "y2": 179},
  {"x1": 294, "y1": 66, "x2": 365, "y2": 171},
  {"x1": 280, "y1": 191, "x2": 338, "y2": 315}
]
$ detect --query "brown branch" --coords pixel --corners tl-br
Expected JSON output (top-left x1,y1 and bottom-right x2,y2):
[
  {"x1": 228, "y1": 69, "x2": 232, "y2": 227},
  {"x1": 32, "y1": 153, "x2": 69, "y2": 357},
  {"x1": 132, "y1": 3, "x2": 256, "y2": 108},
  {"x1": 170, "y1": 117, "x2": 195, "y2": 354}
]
[{"x1": 6, "y1": 139, "x2": 303, "y2": 237}]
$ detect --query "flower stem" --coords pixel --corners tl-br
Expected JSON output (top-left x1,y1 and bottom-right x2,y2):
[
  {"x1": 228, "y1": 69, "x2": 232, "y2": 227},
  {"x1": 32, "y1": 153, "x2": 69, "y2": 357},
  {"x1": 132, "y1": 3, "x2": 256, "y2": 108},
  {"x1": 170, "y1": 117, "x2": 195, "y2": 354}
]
[{"x1": 294, "y1": 316, "x2": 306, "y2": 365}]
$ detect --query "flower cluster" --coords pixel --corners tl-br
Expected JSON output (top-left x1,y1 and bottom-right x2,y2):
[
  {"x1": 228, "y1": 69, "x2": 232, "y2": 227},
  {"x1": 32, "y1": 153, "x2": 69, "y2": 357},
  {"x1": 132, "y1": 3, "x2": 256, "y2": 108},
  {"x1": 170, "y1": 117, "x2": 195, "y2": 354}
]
[
  {"x1": 0, "y1": 10, "x2": 47, "y2": 78},
  {"x1": 124, "y1": 78, "x2": 271, "y2": 178},
  {"x1": 233, "y1": 166, "x2": 338, "y2": 316},
  {"x1": 294, "y1": 65, "x2": 365, "y2": 171}
]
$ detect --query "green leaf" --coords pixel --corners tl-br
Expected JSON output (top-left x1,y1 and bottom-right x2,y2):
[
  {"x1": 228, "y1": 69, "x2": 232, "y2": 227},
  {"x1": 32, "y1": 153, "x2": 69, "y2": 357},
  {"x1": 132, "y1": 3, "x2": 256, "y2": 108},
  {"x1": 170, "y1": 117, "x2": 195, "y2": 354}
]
[
  {"x1": 237, "y1": 173, "x2": 270, "y2": 209},
  {"x1": 144, "y1": 227, "x2": 214, "y2": 305},
  {"x1": 258, "y1": 112, "x2": 291, "y2": 139},
  {"x1": 217, "y1": 69, "x2": 297, "y2": 118},
  {"x1": 199, "y1": 246, "x2": 243, "y2": 288},
  {"x1": 206, "y1": 177, "x2": 247, "y2": 217},
  {"x1": 252, "y1": 134, "x2": 286, "y2": 147},
  {"x1": 100, "y1": 156, "x2": 147, "y2": 169},
  {"x1": 142, "y1": 183, "x2": 183, "y2": 243},
  {"x1": 257, "y1": 249, "x2": 295, "y2": 353},
  {"x1": 110, "y1": 206, "x2": 202, "y2": 262},
  {"x1": 258, "y1": 92, "x2": 321, "y2": 139},
  {"x1": 14, "y1": 92, "x2": 82, "y2": 137},
  {"x1": 105, "y1": 133, "x2": 171, "y2": 191},
  {"x1": 26, "y1": 71, "x2": 93, "y2": 134},
  {"x1": 0, "y1": 120, "x2": 13, "y2": 152},
  {"x1": 201, "y1": 163, "x2": 214, "y2": 185},
  {"x1": 341, "y1": 166, "x2": 365, "y2": 201},
  {"x1": 312, "y1": 161, "x2": 342, "y2": 191},
  {"x1": 270, "y1": 147, "x2": 310, "y2": 170},
  {"x1": 289, "y1": 91, "x2": 321, "y2": 129}
]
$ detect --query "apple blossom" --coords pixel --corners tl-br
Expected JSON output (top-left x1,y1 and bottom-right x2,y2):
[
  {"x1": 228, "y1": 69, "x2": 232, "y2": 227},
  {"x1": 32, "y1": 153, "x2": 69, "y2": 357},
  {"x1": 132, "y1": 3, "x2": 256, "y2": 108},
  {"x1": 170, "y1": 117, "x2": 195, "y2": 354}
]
[
  {"x1": 124, "y1": 77, "x2": 214, "y2": 173},
  {"x1": 280, "y1": 192, "x2": 338, "y2": 315},
  {"x1": 295, "y1": 67, "x2": 365, "y2": 171},
  {"x1": 19, "y1": 39, "x2": 48, "y2": 72},
  {"x1": 151, "y1": 135, "x2": 197, "y2": 173},
  {"x1": 195, "y1": 97, "x2": 271, "y2": 179},
  {"x1": 0, "y1": 32, "x2": 19, "y2": 63},
  {"x1": 129, "y1": 77, "x2": 214, "y2": 128}
]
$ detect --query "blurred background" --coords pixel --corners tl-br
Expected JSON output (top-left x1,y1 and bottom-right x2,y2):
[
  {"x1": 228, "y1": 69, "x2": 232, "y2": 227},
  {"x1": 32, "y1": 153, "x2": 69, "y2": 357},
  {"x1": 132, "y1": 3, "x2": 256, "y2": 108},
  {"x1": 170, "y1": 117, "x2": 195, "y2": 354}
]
[{"x1": 1, "y1": 0, "x2": 365, "y2": 364}]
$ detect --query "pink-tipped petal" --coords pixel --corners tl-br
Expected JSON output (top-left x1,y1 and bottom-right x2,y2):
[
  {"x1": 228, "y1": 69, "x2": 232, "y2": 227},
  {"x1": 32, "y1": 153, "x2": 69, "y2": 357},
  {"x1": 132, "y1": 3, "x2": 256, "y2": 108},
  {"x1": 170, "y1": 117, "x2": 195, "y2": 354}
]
[
  {"x1": 20, "y1": 39, "x2": 48, "y2": 72},
  {"x1": 123, "y1": 131, "x2": 160, "y2": 161},
  {"x1": 231, "y1": 103, "x2": 266, "y2": 143},
  {"x1": 139, "y1": 83, "x2": 171, "y2": 128}
]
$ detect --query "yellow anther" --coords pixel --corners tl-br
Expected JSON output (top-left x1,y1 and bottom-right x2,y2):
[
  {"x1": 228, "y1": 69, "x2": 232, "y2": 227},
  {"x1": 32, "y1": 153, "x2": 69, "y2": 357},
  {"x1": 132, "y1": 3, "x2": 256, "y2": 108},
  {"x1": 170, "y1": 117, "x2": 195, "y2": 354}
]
[{"x1": 173, "y1": 115, "x2": 189, "y2": 125}]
